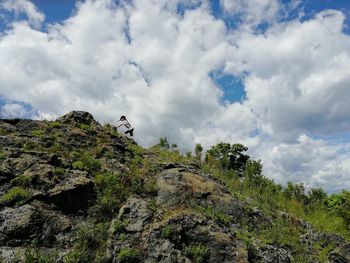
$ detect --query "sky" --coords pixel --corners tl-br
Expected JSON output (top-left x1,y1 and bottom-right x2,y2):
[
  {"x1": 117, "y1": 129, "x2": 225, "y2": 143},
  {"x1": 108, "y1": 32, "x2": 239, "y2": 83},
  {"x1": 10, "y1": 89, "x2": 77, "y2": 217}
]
[{"x1": 1, "y1": 0, "x2": 350, "y2": 193}]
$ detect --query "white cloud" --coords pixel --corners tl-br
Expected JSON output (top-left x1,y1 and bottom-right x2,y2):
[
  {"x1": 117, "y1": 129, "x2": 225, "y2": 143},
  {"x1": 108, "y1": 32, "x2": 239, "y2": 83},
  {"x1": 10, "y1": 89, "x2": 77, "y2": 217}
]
[
  {"x1": 0, "y1": 0, "x2": 45, "y2": 28},
  {"x1": 0, "y1": 102, "x2": 37, "y2": 119},
  {"x1": 0, "y1": 0, "x2": 350, "y2": 192},
  {"x1": 220, "y1": 0, "x2": 281, "y2": 27},
  {"x1": 253, "y1": 135, "x2": 350, "y2": 193}
]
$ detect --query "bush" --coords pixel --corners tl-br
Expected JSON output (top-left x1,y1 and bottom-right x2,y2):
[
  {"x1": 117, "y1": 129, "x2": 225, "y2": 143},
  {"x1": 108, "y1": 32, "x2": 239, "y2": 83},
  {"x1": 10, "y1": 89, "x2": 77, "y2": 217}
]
[
  {"x1": 90, "y1": 172, "x2": 130, "y2": 219},
  {"x1": 32, "y1": 130, "x2": 45, "y2": 137},
  {"x1": 184, "y1": 244, "x2": 209, "y2": 263},
  {"x1": 48, "y1": 121, "x2": 62, "y2": 128},
  {"x1": 24, "y1": 248, "x2": 58, "y2": 263},
  {"x1": 72, "y1": 153, "x2": 101, "y2": 173},
  {"x1": 65, "y1": 223, "x2": 108, "y2": 263},
  {"x1": 0, "y1": 186, "x2": 31, "y2": 206},
  {"x1": 161, "y1": 225, "x2": 174, "y2": 239},
  {"x1": 117, "y1": 247, "x2": 140, "y2": 263},
  {"x1": 205, "y1": 143, "x2": 249, "y2": 174}
]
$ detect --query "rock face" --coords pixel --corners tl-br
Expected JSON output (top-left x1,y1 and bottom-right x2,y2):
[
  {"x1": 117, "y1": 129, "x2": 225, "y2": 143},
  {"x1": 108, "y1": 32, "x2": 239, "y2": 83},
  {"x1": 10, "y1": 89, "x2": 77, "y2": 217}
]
[{"x1": 0, "y1": 111, "x2": 349, "y2": 263}]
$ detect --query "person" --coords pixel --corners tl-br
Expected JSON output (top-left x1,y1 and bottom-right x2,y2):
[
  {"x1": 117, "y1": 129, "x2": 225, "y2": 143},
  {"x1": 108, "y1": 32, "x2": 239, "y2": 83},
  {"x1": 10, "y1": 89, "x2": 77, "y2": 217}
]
[{"x1": 116, "y1": 115, "x2": 134, "y2": 136}]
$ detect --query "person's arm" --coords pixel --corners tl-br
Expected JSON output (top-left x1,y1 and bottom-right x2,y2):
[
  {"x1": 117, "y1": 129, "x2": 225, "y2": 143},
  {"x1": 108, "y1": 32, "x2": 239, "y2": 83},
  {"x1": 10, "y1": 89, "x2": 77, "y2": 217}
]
[{"x1": 115, "y1": 120, "x2": 124, "y2": 129}]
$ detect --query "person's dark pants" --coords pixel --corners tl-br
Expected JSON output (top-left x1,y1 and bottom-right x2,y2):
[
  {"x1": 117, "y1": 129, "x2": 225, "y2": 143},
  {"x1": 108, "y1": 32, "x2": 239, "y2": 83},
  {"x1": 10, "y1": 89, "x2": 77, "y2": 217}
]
[{"x1": 125, "y1": 128, "x2": 134, "y2": 136}]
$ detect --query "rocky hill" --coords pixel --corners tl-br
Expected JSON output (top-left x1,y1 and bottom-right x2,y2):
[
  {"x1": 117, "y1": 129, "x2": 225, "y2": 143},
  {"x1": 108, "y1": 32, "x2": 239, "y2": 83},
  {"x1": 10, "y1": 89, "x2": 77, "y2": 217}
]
[{"x1": 0, "y1": 111, "x2": 349, "y2": 263}]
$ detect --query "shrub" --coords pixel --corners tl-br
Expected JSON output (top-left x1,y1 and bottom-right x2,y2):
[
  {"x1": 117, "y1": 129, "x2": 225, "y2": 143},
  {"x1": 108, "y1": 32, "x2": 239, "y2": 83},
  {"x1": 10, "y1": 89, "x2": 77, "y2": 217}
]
[
  {"x1": 161, "y1": 225, "x2": 174, "y2": 239},
  {"x1": 48, "y1": 121, "x2": 62, "y2": 128},
  {"x1": 53, "y1": 167, "x2": 66, "y2": 176},
  {"x1": 205, "y1": 143, "x2": 249, "y2": 174},
  {"x1": 117, "y1": 247, "x2": 140, "y2": 263},
  {"x1": 11, "y1": 174, "x2": 32, "y2": 186},
  {"x1": 32, "y1": 130, "x2": 45, "y2": 137},
  {"x1": 65, "y1": 223, "x2": 108, "y2": 263},
  {"x1": 79, "y1": 123, "x2": 92, "y2": 133},
  {"x1": 0, "y1": 187, "x2": 31, "y2": 206},
  {"x1": 113, "y1": 219, "x2": 126, "y2": 234},
  {"x1": 24, "y1": 248, "x2": 58, "y2": 263},
  {"x1": 90, "y1": 172, "x2": 130, "y2": 219},
  {"x1": 72, "y1": 153, "x2": 101, "y2": 173},
  {"x1": 184, "y1": 244, "x2": 209, "y2": 263}
]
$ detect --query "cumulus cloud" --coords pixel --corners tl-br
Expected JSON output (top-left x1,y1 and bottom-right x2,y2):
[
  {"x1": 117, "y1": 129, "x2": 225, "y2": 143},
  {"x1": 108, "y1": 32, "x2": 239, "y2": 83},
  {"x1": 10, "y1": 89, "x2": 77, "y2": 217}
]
[
  {"x1": 0, "y1": 0, "x2": 350, "y2": 192},
  {"x1": 0, "y1": 0, "x2": 45, "y2": 28},
  {"x1": 220, "y1": 0, "x2": 281, "y2": 27}
]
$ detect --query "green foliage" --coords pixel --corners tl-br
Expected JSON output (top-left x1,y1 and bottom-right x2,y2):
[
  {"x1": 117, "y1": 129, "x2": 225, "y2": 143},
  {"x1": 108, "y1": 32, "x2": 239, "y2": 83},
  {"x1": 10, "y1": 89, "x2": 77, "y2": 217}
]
[
  {"x1": 79, "y1": 123, "x2": 92, "y2": 133},
  {"x1": 53, "y1": 167, "x2": 66, "y2": 176},
  {"x1": 48, "y1": 121, "x2": 62, "y2": 128},
  {"x1": 113, "y1": 219, "x2": 126, "y2": 234},
  {"x1": 117, "y1": 248, "x2": 140, "y2": 263},
  {"x1": 90, "y1": 172, "x2": 130, "y2": 219},
  {"x1": 307, "y1": 188, "x2": 327, "y2": 206},
  {"x1": 284, "y1": 182, "x2": 307, "y2": 203},
  {"x1": 159, "y1": 137, "x2": 170, "y2": 150},
  {"x1": 194, "y1": 205, "x2": 231, "y2": 225},
  {"x1": 195, "y1": 143, "x2": 203, "y2": 162},
  {"x1": 24, "y1": 248, "x2": 58, "y2": 263},
  {"x1": 11, "y1": 174, "x2": 32, "y2": 186},
  {"x1": 22, "y1": 141, "x2": 37, "y2": 151},
  {"x1": 0, "y1": 186, "x2": 31, "y2": 206},
  {"x1": 184, "y1": 244, "x2": 209, "y2": 263},
  {"x1": 49, "y1": 142, "x2": 62, "y2": 153},
  {"x1": 161, "y1": 225, "x2": 174, "y2": 239},
  {"x1": 326, "y1": 191, "x2": 350, "y2": 226},
  {"x1": 0, "y1": 150, "x2": 6, "y2": 160},
  {"x1": 32, "y1": 130, "x2": 45, "y2": 137},
  {"x1": 72, "y1": 153, "x2": 101, "y2": 174},
  {"x1": 205, "y1": 143, "x2": 249, "y2": 174},
  {"x1": 64, "y1": 223, "x2": 108, "y2": 263}
]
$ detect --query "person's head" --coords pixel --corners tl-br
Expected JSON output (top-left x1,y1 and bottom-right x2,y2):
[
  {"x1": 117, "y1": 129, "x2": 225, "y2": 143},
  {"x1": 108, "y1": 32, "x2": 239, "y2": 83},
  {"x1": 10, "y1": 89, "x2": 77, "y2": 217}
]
[{"x1": 120, "y1": 115, "x2": 126, "y2": 121}]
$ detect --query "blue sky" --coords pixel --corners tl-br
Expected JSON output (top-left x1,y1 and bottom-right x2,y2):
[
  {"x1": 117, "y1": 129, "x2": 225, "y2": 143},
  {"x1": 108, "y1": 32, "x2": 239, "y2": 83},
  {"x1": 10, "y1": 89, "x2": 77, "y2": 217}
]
[{"x1": 1, "y1": 0, "x2": 350, "y2": 192}]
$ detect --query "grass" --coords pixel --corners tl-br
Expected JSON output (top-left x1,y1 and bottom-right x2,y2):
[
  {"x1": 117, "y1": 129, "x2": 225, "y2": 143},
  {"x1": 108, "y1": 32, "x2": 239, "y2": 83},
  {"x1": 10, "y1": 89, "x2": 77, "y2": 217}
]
[
  {"x1": 117, "y1": 248, "x2": 140, "y2": 263},
  {"x1": 24, "y1": 248, "x2": 58, "y2": 263},
  {"x1": 11, "y1": 174, "x2": 32, "y2": 186},
  {"x1": 193, "y1": 205, "x2": 231, "y2": 225},
  {"x1": 161, "y1": 224, "x2": 174, "y2": 239},
  {"x1": 64, "y1": 223, "x2": 109, "y2": 263},
  {"x1": 48, "y1": 121, "x2": 62, "y2": 128},
  {"x1": 72, "y1": 153, "x2": 101, "y2": 173},
  {"x1": 32, "y1": 130, "x2": 45, "y2": 137},
  {"x1": 0, "y1": 186, "x2": 31, "y2": 206},
  {"x1": 184, "y1": 244, "x2": 209, "y2": 263},
  {"x1": 0, "y1": 150, "x2": 6, "y2": 160}
]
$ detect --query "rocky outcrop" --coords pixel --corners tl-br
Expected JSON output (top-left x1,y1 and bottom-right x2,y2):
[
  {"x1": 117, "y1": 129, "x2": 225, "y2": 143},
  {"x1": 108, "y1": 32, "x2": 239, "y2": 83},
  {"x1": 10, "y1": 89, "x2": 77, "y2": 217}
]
[{"x1": 1, "y1": 112, "x2": 349, "y2": 263}]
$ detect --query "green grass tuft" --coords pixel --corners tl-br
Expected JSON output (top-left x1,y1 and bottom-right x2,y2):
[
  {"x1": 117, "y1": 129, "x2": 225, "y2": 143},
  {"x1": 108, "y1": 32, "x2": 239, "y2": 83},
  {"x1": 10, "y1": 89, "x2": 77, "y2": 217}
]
[{"x1": 0, "y1": 186, "x2": 31, "y2": 206}]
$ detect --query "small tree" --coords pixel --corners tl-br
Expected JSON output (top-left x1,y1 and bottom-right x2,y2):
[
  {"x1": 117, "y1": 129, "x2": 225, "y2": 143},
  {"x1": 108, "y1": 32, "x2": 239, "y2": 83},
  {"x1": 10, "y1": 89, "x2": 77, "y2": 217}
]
[
  {"x1": 195, "y1": 143, "x2": 203, "y2": 162},
  {"x1": 205, "y1": 143, "x2": 249, "y2": 174},
  {"x1": 159, "y1": 137, "x2": 170, "y2": 150}
]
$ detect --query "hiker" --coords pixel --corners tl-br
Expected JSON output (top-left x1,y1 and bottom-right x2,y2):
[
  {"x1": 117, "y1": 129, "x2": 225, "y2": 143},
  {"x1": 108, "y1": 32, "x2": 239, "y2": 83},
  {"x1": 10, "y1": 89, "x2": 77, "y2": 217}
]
[{"x1": 116, "y1": 115, "x2": 134, "y2": 136}]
